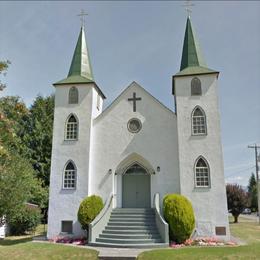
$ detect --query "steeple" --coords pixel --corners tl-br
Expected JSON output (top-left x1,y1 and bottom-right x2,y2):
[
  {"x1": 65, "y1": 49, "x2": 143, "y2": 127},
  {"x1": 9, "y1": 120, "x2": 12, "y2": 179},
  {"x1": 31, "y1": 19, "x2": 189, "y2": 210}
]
[
  {"x1": 180, "y1": 16, "x2": 206, "y2": 71},
  {"x1": 172, "y1": 16, "x2": 218, "y2": 94},
  {"x1": 54, "y1": 26, "x2": 95, "y2": 86},
  {"x1": 68, "y1": 26, "x2": 94, "y2": 80}
]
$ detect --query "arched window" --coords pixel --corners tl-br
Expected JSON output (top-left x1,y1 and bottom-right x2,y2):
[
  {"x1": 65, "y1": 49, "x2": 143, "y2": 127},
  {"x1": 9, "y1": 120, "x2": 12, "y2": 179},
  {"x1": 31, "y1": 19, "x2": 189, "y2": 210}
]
[
  {"x1": 195, "y1": 157, "x2": 210, "y2": 188},
  {"x1": 191, "y1": 77, "x2": 202, "y2": 95},
  {"x1": 192, "y1": 107, "x2": 207, "y2": 135},
  {"x1": 63, "y1": 161, "x2": 76, "y2": 189},
  {"x1": 65, "y1": 114, "x2": 78, "y2": 140},
  {"x1": 125, "y1": 163, "x2": 147, "y2": 175},
  {"x1": 69, "y1": 87, "x2": 78, "y2": 104}
]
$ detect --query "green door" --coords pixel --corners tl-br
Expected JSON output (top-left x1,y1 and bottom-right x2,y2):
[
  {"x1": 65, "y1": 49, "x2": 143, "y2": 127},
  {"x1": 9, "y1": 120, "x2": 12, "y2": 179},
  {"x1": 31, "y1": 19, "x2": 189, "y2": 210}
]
[{"x1": 122, "y1": 164, "x2": 151, "y2": 208}]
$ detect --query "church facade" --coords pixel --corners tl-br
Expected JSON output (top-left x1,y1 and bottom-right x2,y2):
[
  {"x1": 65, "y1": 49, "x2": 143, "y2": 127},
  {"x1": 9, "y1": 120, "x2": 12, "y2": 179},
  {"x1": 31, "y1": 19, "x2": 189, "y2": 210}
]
[{"x1": 47, "y1": 17, "x2": 230, "y2": 244}]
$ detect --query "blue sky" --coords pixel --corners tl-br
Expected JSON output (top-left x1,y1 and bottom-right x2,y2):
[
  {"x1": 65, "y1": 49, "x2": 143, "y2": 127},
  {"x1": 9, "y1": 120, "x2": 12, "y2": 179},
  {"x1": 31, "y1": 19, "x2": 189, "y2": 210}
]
[{"x1": 0, "y1": 1, "x2": 259, "y2": 186}]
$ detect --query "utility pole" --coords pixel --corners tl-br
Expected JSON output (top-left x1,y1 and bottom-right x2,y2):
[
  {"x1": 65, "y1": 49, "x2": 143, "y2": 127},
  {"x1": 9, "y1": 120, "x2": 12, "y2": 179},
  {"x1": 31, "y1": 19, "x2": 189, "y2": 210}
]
[{"x1": 248, "y1": 144, "x2": 260, "y2": 224}]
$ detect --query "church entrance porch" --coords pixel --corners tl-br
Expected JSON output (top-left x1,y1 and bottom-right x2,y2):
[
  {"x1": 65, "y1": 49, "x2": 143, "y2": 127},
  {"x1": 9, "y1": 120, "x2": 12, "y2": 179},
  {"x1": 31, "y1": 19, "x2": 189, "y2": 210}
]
[{"x1": 122, "y1": 163, "x2": 151, "y2": 208}]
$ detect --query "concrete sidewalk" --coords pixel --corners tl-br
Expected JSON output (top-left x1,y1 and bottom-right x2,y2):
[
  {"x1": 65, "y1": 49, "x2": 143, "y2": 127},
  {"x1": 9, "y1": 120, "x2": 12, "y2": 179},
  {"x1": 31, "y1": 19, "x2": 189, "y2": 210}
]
[
  {"x1": 86, "y1": 245, "x2": 152, "y2": 260},
  {"x1": 33, "y1": 238, "x2": 154, "y2": 259}
]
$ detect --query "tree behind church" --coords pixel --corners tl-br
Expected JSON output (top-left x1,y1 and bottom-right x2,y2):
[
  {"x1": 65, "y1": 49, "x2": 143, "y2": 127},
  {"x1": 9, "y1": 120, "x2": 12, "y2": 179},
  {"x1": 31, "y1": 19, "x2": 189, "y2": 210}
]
[
  {"x1": 26, "y1": 95, "x2": 54, "y2": 186},
  {"x1": 0, "y1": 62, "x2": 48, "y2": 227},
  {"x1": 226, "y1": 184, "x2": 249, "y2": 223}
]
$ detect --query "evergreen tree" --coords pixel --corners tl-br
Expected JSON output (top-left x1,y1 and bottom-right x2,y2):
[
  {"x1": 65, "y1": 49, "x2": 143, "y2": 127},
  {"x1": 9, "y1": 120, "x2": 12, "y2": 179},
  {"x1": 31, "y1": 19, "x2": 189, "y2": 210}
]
[
  {"x1": 247, "y1": 173, "x2": 258, "y2": 211},
  {"x1": 26, "y1": 95, "x2": 54, "y2": 186}
]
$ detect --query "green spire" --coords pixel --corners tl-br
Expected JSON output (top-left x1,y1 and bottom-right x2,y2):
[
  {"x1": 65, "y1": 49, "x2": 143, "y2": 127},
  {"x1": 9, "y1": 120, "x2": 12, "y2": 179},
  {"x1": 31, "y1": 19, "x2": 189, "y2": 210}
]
[
  {"x1": 68, "y1": 26, "x2": 94, "y2": 80},
  {"x1": 54, "y1": 26, "x2": 95, "y2": 85},
  {"x1": 180, "y1": 17, "x2": 207, "y2": 71}
]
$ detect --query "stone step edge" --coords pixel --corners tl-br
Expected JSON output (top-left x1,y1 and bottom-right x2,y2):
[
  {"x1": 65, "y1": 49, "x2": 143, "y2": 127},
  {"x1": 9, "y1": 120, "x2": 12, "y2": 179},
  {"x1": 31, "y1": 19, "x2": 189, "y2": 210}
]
[
  {"x1": 102, "y1": 230, "x2": 159, "y2": 234},
  {"x1": 99, "y1": 234, "x2": 161, "y2": 238},
  {"x1": 105, "y1": 226, "x2": 158, "y2": 230},
  {"x1": 96, "y1": 238, "x2": 162, "y2": 243},
  {"x1": 89, "y1": 242, "x2": 169, "y2": 248}
]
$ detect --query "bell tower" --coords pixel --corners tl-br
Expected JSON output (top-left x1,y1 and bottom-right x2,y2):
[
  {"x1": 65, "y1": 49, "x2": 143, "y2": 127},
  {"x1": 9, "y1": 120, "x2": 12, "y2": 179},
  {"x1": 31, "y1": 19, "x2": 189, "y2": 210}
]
[
  {"x1": 47, "y1": 24, "x2": 105, "y2": 239},
  {"x1": 173, "y1": 17, "x2": 230, "y2": 239}
]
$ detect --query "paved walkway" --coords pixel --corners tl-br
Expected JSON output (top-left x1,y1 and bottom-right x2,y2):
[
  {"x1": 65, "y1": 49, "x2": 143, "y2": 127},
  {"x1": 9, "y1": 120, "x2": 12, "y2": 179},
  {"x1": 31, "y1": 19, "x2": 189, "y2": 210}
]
[
  {"x1": 86, "y1": 245, "x2": 152, "y2": 260},
  {"x1": 33, "y1": 238, "x2": 153, "y2": 259}
]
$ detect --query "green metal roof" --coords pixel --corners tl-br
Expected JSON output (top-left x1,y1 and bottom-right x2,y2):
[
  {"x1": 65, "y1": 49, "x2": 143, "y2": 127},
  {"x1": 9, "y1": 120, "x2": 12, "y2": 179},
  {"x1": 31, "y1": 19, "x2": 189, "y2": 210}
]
[
  {"x1": 175, "y1": 66, "x2": 218, "y2": 77},
  {"x1": 180, "y1": 17, "x2": 207, "y2": 71},
  {"x1": 54, "y1": 26, "x2": 95, "y2": 85},
  {"x1": 172, "y1": 17, "x2": 219, "y2": 94},
  {"x1": 53, "y1": 75, "x2": 94, "y2": 85}
]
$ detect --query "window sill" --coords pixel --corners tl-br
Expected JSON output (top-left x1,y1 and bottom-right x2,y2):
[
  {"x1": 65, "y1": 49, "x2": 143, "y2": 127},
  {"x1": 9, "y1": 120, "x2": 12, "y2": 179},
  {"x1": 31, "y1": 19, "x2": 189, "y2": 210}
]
[
  {"x1": 193, "y1": 187, "x2": 211, "y2": 192},
  {"x1": 191, "y1": 133, "x2": 207, "y2": 137}
]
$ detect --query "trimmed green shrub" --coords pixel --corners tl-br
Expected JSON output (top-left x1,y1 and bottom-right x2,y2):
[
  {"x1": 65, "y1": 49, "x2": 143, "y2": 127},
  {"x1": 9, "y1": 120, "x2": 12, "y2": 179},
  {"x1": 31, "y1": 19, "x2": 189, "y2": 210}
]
[
  {"x1": 77, "y1": 195, "x2": 104, "y2": 230},
  {"x1": 8, "y1": 206, "x2": 41, "y2": 235},
  {"x1": 163, "y1": 194, "x2": 195, "y2": 243}
]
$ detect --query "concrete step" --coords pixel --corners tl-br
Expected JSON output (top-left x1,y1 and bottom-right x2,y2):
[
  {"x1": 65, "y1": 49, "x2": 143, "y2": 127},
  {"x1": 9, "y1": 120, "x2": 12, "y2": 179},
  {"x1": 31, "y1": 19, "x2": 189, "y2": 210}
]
[
  {"x1": 110, "y1": 214, "x2": 155, "y2": 218},
  {"x1": 96, "y1": 237, "x2": 162, "y2": 244},
  {"x1": 109, "y1": 218, "x2": 155, "y2": 223},
  {"x1": 105, "y1": 226, "x2": 158, "y2": 231},
  {"x1": 107, "y1": 222, "x2": 155, "y2": 227},
  {"x1": 93, "y1": 208, "x2": 165, "y2": 248},
  {"x1": 113, "y1": 208, "x2": 154, "y2": 213},
  {"x1": 90, "y1": 241, "x2": 169, "y2": 248},
  {"x1": 102, "y1": 230, "x2": 158, "y2": 235},
  {"x1": 99, "y1": 233, "x2": 161, "y2": 240},
  {"x1": 111, "y1": 210, "x2": 155, "y2": 215}
]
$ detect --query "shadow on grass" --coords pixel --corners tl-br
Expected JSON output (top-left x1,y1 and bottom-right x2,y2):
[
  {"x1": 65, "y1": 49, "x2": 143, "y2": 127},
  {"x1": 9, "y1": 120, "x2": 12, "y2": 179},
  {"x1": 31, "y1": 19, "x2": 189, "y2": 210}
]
[{"x1": 0, "y1": 236, "x2": 32, "y2": 246}]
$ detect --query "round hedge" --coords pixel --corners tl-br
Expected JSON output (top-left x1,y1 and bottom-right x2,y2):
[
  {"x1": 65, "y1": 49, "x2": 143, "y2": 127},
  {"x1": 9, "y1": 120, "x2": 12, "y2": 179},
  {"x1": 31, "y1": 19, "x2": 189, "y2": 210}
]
[
  {"x1": 163, "y1": 194, "x2": 195, "y2": 243},
  {"x1": 77, "y1": 195, "x2": 104, "y2": 230}
]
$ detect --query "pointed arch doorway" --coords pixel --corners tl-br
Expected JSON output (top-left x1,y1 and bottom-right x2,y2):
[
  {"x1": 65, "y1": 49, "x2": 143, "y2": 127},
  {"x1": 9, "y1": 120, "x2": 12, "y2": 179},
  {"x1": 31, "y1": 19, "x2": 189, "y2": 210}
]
[{"x1": 122, "y1": 163, "x2": 151, "y2": 208}]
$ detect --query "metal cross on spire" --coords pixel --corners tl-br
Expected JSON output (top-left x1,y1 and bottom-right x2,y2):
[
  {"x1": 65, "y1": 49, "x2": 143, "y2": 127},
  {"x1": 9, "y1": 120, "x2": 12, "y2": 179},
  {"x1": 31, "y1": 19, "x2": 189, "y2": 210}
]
[
  {"x1": 77, "y1": 9, "x2": 88, "y2": 27},
  {"x1": 182, "y1": 0, "x2": 195, "y2": 18}
]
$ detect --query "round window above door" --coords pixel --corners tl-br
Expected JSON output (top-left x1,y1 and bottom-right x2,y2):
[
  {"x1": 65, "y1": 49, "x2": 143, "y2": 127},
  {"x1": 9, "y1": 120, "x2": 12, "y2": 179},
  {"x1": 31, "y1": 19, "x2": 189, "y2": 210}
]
[{"x1": 127, "y1": 118, "x2": 142, "y2": 133}]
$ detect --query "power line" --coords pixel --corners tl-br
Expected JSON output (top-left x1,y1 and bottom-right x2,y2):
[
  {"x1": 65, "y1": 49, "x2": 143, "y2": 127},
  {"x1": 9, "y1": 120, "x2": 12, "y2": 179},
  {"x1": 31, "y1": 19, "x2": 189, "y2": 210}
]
[{"x1": 225, "y1": 166, "x2": 255, "y2": 178}]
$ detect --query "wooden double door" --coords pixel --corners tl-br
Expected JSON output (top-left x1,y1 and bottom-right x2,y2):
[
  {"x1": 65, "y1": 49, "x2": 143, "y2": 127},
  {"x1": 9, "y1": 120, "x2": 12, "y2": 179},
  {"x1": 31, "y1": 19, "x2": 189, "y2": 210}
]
[{"x1": 122, "y1": 164, "x2": 151, "y2": 208}]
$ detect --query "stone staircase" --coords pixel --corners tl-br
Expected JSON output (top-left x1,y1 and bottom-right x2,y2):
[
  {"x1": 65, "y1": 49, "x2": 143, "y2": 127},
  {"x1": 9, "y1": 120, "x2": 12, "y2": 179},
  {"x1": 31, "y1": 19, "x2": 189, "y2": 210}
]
[{"x1": 92, "y1": 208, "x2": 168, "y2": 248}]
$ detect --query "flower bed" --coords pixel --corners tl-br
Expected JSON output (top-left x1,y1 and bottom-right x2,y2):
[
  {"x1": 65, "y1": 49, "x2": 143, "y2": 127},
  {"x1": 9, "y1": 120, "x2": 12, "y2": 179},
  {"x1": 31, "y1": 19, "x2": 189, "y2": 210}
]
[
  {"x1": 170, "y1": 237, "x2": 237, "y2": 248},
  {"x1": 49, "y1": 236, "x2": 87, "y2": 246}
]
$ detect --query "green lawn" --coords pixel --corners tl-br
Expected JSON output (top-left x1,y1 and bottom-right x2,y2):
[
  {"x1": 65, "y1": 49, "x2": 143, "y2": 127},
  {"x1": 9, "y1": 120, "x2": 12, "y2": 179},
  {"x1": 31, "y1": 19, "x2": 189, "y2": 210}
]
[
  {"x1": 0, "y1": 225, "x2": 98, "y2": 260},
  {"x1": 0, "y1": 218, "x2": 259, "y2": 259},
  {"x1": 137, "y1": 217, "x2": 260, "y2": 260}
]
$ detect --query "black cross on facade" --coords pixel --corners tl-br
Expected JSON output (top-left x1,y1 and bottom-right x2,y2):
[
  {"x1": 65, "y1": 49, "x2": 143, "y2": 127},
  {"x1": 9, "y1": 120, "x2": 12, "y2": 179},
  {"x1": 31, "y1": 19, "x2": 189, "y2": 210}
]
[{"x1": 128, "y1": 92, "x2": 142, "y2": 112}]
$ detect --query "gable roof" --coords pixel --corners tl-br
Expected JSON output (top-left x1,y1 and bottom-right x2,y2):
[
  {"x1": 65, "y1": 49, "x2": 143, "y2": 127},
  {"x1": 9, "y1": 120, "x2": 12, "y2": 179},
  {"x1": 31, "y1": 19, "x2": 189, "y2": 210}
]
[{"x1": 95, "y1": 81, "x2": 175, "y2": 121}]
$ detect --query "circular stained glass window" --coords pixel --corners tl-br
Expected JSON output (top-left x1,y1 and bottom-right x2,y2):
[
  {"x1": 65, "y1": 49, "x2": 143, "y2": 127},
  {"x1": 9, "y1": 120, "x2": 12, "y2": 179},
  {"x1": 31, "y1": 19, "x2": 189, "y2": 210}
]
[{"x1": 127, "y1": 118, "x2": 142, "y2": 133}]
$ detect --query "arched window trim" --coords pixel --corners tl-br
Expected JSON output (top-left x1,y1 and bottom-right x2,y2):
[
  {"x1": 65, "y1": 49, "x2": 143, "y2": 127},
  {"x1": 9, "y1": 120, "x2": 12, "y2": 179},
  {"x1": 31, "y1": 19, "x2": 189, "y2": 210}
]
[
  {"x1": 62, "y1": 160, "x2": 77, "y2": 190},
  {"x1": 191, "y1": 106, "x2": 207, "y2": 136},
  {"x1": 194, "y1": 156, "x2": 211, "y2": 189},
  {"x1": 64, "y1": 114, "x2": 79, "y2": 141},
  {"x1": 191, "y1": 77, "x2": 202, "y2": 96},
  {"x1": 68, "y1": 86, "x2": 79, "y2": 104}
]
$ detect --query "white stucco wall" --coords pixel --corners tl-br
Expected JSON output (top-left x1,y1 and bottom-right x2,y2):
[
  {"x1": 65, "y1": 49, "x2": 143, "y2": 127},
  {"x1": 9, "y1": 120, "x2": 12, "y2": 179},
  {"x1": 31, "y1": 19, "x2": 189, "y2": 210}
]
[
  {"x1": 47, "y1": 83, "x2": 102, "y2": 239},
  {"x1": 174, "y1": 74, "x2": 230, "y2": 240},
  {"x1": 90, "y1": 82, "x2": 180, "y2": 208},
  {"x1": 48, "y1": 78, "x2": 229, "y2": 240}
]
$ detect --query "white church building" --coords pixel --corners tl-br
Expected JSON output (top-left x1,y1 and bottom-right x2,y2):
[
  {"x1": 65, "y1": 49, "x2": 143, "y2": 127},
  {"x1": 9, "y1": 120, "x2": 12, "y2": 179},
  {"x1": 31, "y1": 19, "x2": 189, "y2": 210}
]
[{"x1": 47, "y1": 16, "x2": 230, "y2": 247}]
